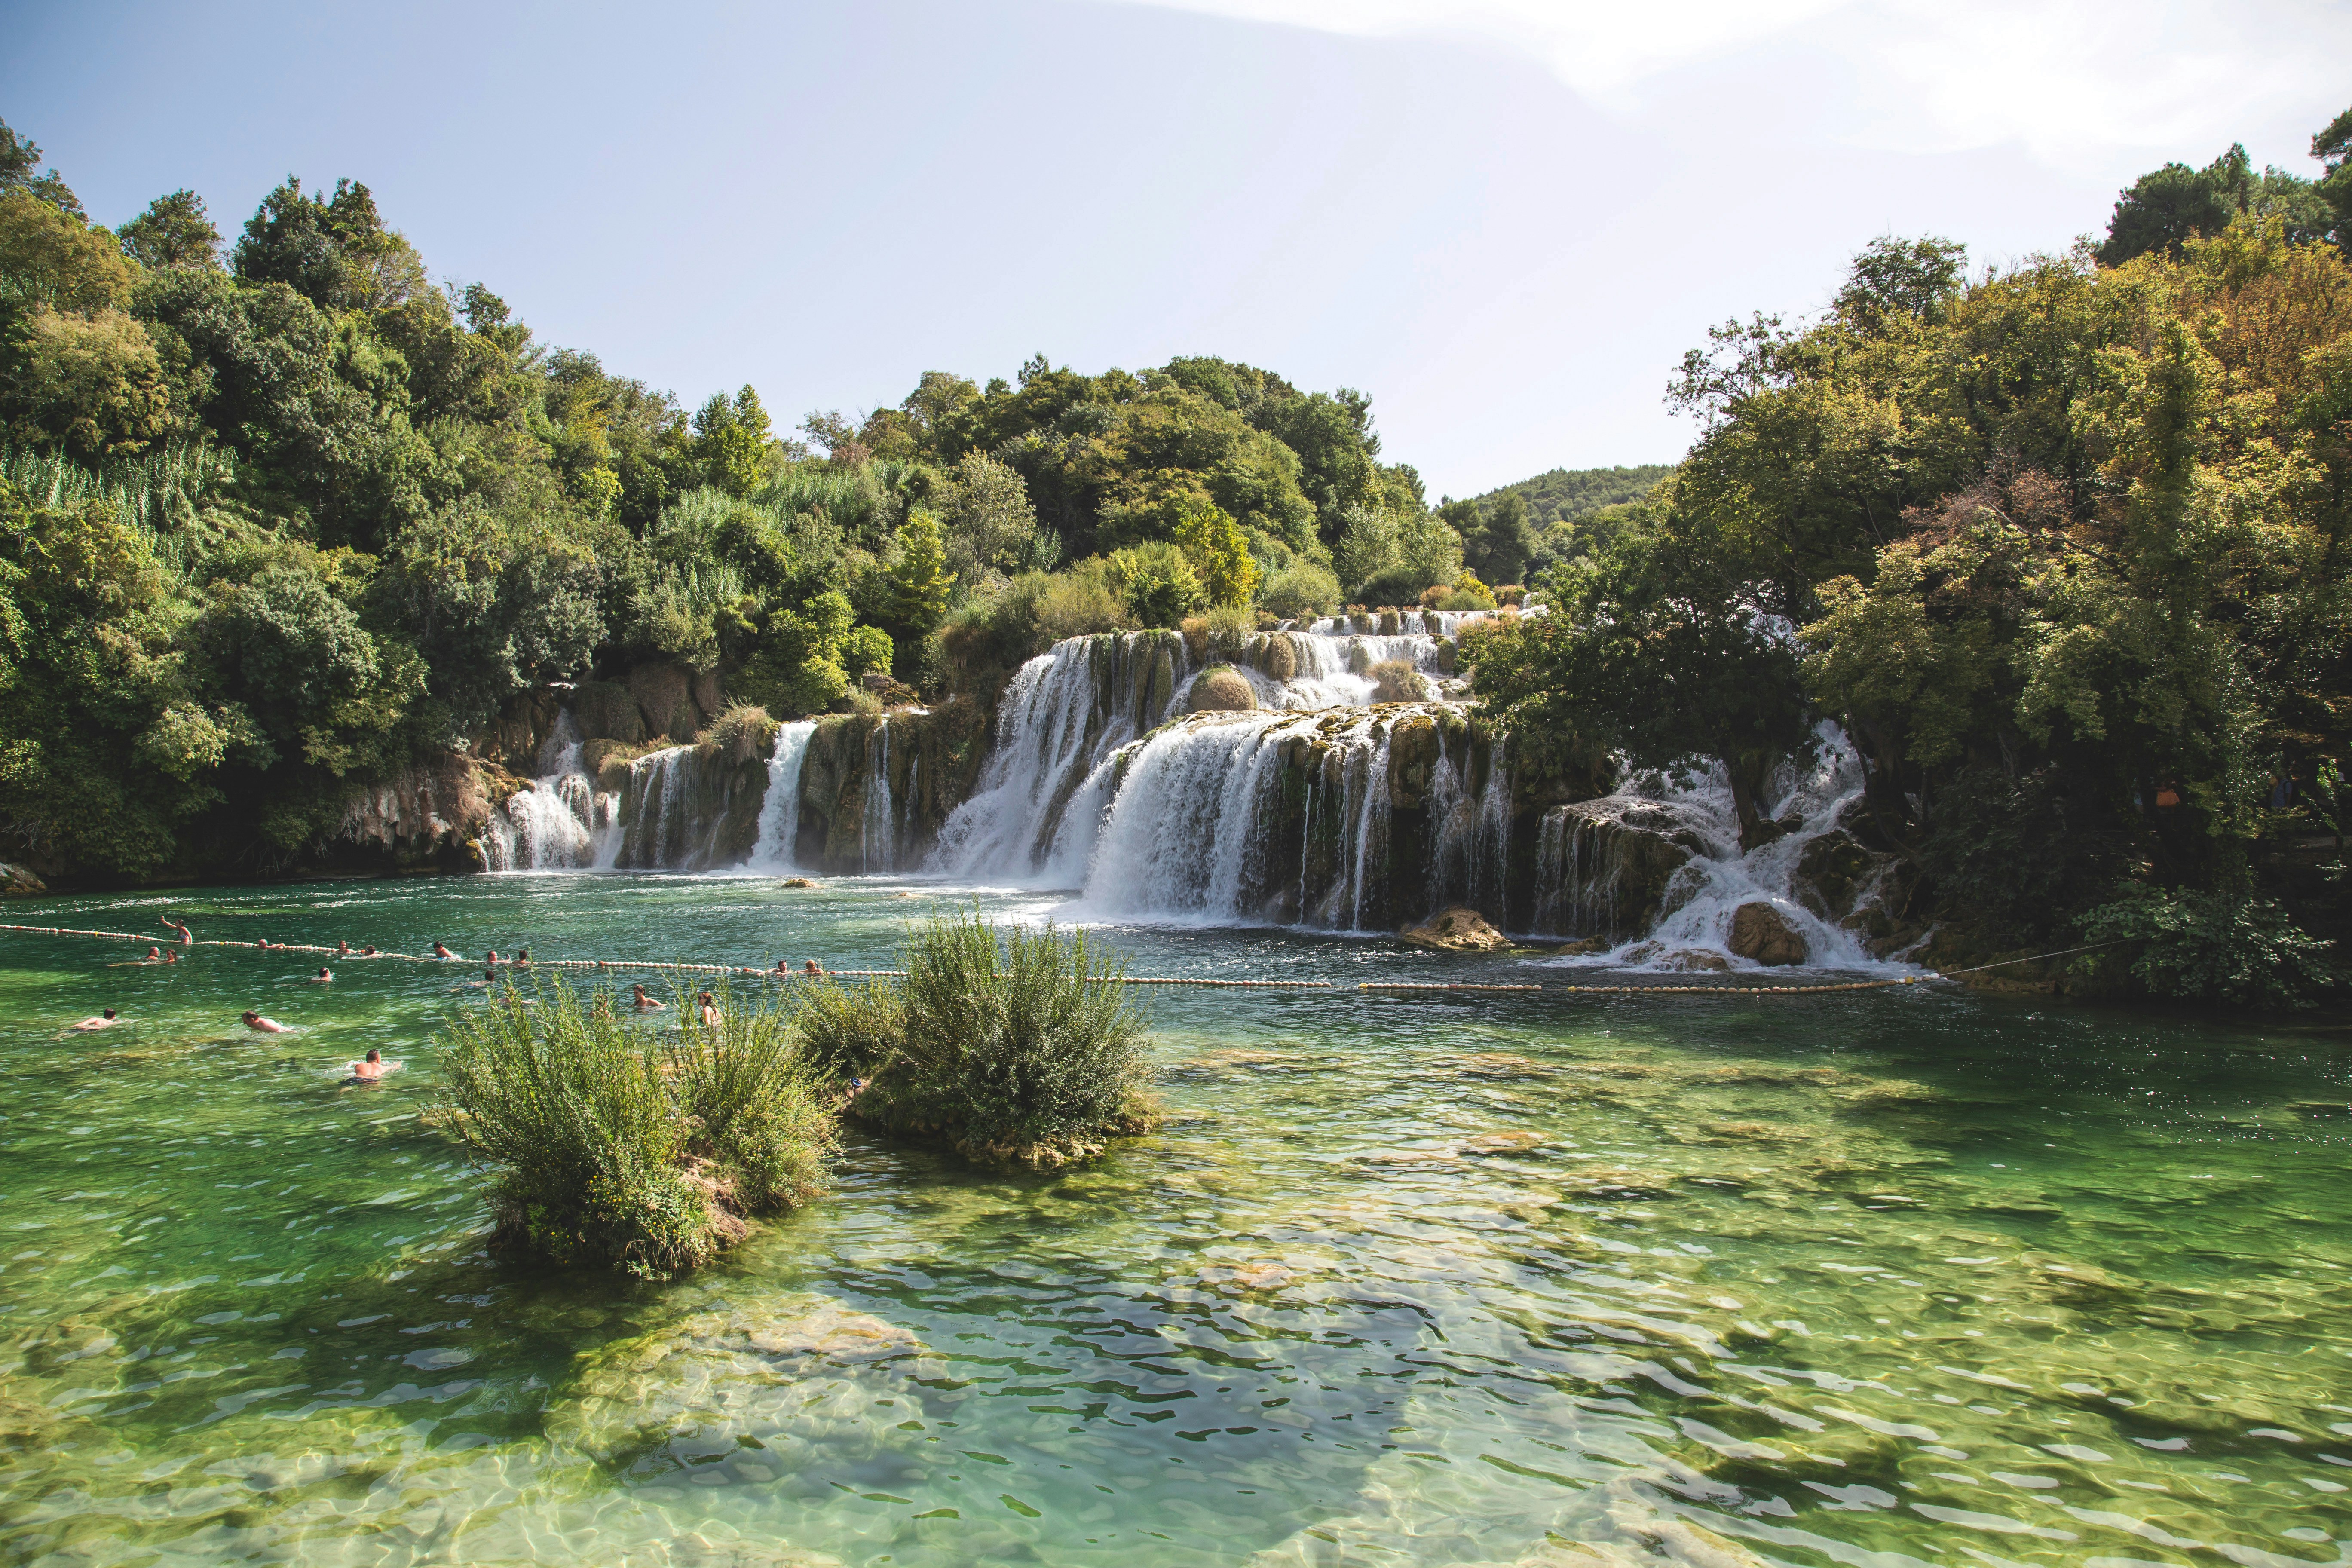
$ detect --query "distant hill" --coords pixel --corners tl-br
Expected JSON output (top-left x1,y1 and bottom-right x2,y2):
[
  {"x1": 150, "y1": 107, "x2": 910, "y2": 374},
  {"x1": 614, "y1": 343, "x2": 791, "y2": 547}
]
[{"x1": 1464, "y1": 464, "x2": 1672, "y2": 529}]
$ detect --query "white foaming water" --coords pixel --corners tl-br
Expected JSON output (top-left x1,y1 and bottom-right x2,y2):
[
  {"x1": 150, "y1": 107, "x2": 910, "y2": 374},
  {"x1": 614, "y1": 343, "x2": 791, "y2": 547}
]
[
  {"x1": 1534, "y1": 723, "x2": 1906, "y2": 971},
  {"x1": 861, "y1": 719, "x2": 893, "y2": 873},
  {"x1": 748, "y1": 721, "x2": 818, "y2": 870},
  {"x1": 481, "y1": 713, "x2": 610, "y2": 870}
]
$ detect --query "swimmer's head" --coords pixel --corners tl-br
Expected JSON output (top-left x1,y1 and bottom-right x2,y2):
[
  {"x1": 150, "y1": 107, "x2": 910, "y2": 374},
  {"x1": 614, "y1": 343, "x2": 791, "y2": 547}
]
[
  {"x1": 102, "y1": 1008, "x2": 116, "y2": 1020},
  {"x1": 317, "y1": 968, "x2": 329, "y2": 978},
  {"x1": 365, "y1": 1048, "x2": 381, "y2": 1063},
  {"x1": 242, "y1": 1011, "x2": 259, "y2": 1023}
]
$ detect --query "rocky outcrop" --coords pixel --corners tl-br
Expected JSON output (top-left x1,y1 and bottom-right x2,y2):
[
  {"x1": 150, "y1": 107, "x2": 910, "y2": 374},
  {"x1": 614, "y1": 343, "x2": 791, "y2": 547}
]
[
  {"x1": 1187, "y1": 667, "x2": 1257, "y2": 712},
  {"x1": 0, "y1": 862, "x2": 46, "y2": 897},
  {"x1": 787, "y1": 702, "x2": 990, "y2": 874},
  {"x1": 1400, "y1": 906, "x2": 1512, "y2": 951},
  {"x1": 1728, "y1": 901, "x2": 1808, "y2": 965},
  {"x1": 1795, "y1": 826, "x2": 1925, "y2": 957},
  {"x1": 335, "y1": 752, "x2": 493, "y2": 870},
  {"x1": 1369, "y1": 659, "x2": 1429, "y2": 703},
  {"x1": 1535, "y1": 800, "x2": 1708, "y2": 940}
]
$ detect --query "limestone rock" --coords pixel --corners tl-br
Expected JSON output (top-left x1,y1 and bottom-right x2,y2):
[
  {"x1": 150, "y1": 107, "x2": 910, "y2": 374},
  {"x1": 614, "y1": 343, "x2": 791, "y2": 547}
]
[
  {"x1": 1554, "y1": 936, "x2": 1612, "y2": 956},
  {"x1": 548, "y1": 1299, "x2": 923, "y2": 1463},
  {"x1": 1543, "y1": 799, "x2": 1707, "y2": 940},
  {"x1": 1399, "y1": 906, "x2": 1512, "y2": 952},
  {"x1": 572, "y1": 680, "x2": 648, "y2": 745},
  {"x1": 1661, "y1": 948, "x2": 1732, "y2": 972},
  {"x1": 1793, "y1": 829, "x2": 1877, "y2": 920},
  {"x1": 630, "y1": 663, "x2": 702, "y2": 743},
  {"x1": 1368, "y1": 659, "x2": 1428, "y2": 703},
  {"x1": 0, "y1": 862, "x2": 43, "y2": 897},
  {"x1": 1728, "y1": 901, "x2": 1808, "y2": 966},
  {"x1": 1256, "y1": 631, "x2": 1299, "y2": 683},
  {"x1": 781, "y1": 877, "x2": 815, "y2": 888},
  {"x1": 1187, "y1": 666, "x2": 1256, "y2": 713}
]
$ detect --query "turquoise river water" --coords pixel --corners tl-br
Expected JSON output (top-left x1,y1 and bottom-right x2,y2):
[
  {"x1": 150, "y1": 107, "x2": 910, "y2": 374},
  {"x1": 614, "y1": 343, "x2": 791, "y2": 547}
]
[{"x1": 2, "y1": 872, "x2": 2349, "y2": 1568}]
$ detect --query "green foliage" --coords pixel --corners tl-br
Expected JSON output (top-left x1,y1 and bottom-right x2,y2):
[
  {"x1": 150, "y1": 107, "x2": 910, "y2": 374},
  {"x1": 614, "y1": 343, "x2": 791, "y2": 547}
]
[
  {"x1": 2100, "y1": 139, "x2": 2340, "y2": 266},
  {"x1": 1172, "y1": 499, "x2": 1257, "y2": 606},
  {"x1": 884, "y1": 508, "x2": 953, "y2": 637},
  {"x1": 232, "y1": 177, "x2": 426, "y2": 313},
  {"x1": 2079, "y1": 888, "x2": 2337, "y2": 1009},
  {"x1": 1257, "y1": 560, "x2": 1340, "y2": 620},
  {"x1": 0, "y1": 119, "x2": 83, "y2": 220},
  {"x1": 433, "y1": 976, "x2": 834, "y2": 1277},
  {"x1": 117, "y1": 191, "x2": 221, "y2": 272},
  {"x1": 795, "y1": 907, "x2": 1152, "y2": 1158},
  {"x1": 1109, "y1": 540, "x2": 1203, "y2": 628}
]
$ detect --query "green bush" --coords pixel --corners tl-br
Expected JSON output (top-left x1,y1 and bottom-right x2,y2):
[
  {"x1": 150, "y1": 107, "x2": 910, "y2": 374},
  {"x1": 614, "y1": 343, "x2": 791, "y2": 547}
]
[
  {"x1": 796, "y1": 907, "x2": 1155, "y2": 1162},
  {"x1": 1259, "y1": 561, "x2": 1340, "y2": 621},
  {"x1": 433, "y1": 977, "x2": 834, "y2": 1276},
  {"x1": 2079, "y1": 887, "x2": 2339, "y2": 1010}
]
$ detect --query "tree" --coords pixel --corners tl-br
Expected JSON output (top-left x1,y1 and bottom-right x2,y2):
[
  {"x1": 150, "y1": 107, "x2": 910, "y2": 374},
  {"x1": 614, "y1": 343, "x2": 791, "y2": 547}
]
[
  {"x1": 1173, "y1": 499, "x2": 1258, "y2": 606},
  {"x1": 0, "y1": 120, "x2": 82, "y2": 220},
  {"x1": 1833, "y1": 236, "x2": 1966, "y2": 329},
  {"x1": 884, "y1": 509, "x2": 953, "y2": 637},
  {"x1": 2318, "y1": 103, "x2": 2352, "y2": 241},
  {"x1": 232, "y1": 177, "x2": 426, "y2": 312},
  {"x1": 117, "y1": 191, "x2": 221, "y2": 270},
  {"x1": 693, "y1": 385, "x2": 772, "y2": 496},
  {"x1": 1468, "y1": 518, "x2": 1815, "y2": 847},
  {"x1": 0, "y1": 192, "x2": 134, "y2": 312}
]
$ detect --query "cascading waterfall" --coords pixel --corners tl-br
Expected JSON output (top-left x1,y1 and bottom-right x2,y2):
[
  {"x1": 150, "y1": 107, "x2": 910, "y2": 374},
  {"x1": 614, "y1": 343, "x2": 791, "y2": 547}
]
[
  {"x1": 861, "y1": 720, "x2": 893, "y2": 873},
  {"x1": 749, "y1": 721, "x2": 818, "y2": 870},
  {"x1": 481, "y1": 713, "x2": 610, "y2": 870}
]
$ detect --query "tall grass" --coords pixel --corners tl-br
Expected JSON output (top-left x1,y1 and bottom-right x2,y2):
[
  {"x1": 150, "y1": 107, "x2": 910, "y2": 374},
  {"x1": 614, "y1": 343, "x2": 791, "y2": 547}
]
[
  {"x1": 0, "y1": 440, "x2": 238, "y2": 580},
  {"x1": 433, "y1": 977, "x2": 833, "y2": 1276},
  {"x1": 797, "y1": 907, "x2": 1156, "y2": 1162}
]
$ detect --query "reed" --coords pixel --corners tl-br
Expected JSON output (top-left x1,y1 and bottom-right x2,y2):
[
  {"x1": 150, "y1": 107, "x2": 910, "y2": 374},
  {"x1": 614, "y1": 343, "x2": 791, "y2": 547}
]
[
  {"x1": 432, "y1": 976, "x2": 833, "y2": 1276},
  {"x1": 796, "y1": 907, "x2": 1155, "y2": 1163}
]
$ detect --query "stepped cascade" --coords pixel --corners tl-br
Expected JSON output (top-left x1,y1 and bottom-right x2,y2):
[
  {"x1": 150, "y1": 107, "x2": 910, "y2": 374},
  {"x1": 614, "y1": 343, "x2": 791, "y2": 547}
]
[{"x1": 466, "y1": 610, "x2": 1914, "y2": 969}]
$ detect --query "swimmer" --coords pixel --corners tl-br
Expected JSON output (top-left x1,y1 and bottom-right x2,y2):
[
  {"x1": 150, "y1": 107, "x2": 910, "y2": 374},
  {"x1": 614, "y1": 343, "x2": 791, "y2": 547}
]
[
  {"x1": 432, "y1": 941, "x2": 456, "y2": 959},
  {"x1": 242, "y1": 1011, "x2": 288, "y2": 1033},
  {"x1": 337, "y1": 940, "x2": 352, "y2": 956},
  {"x1": 68, "y1": 1009, "x2": 119, "y2": 1032},
  {"x1": 312, "y1": 967, "x2": 333, "y2": 983},
  {"x1": 159, "y1": 915, "x2": 192, "y2": 944},
  {"x1": 698, "y1": 992, "x2": 720, "y2": 1028},
  {"x1": 160, "y1": 949, "x2": 178, "y2": 965},
  {"x1": 774, "y1": 958, "x2": 791, "y2": 974},
  {"x1": 450, "y1": 968, "x2": 493, "y2": 992},
  {"x1": 802, "y1": 959, "x2": 822, "y2": 976},
  {"x1": 141, "y1": 946, "x2": 163, "y2": 963},
  {"x1": 515, "y1": 948, "x2": 530, "y2": 965},
  {"x1": 631, "y1": 983, "x2": 665, "y2": 1011},
  {"x1": 486, "y1": 949, "x2": 499, "y2": 966},
  {"x1": 349, "y1": 1047, "x2": 402, "y2": 1081},
  {"x1": 361, "y1": 945, "x2": 378, "y2": 956}
]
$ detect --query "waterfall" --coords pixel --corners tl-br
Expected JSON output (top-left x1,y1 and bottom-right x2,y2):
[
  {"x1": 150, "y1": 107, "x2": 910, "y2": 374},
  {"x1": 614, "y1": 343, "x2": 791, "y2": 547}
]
[
  {"x1": 861, "y1": 720, "x2": 893, "y2": 873},
  {"x1": 749, "y1": 721, "x2": 817, "y2": 870},
  {"x1": 1532, "y1": 723, "x2": 1903, "y2": 969},
  {"x1": 931, "y1": 631, "x2": 1189, "y2": 878},
  {"x1": 482, "y1": 713, "x2": 611, "y2": 871}
]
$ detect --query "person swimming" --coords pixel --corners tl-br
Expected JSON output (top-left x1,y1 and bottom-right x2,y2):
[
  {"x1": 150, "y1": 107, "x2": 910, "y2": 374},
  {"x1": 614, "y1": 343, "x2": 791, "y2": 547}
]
[
  {"x1": 312, "y1": 967, "x2": 333, "y2": 983},
  {"x1": 697, "y1": 992, "x2": 721, "y2": 1028},
  {"x1": 159, "y1": 915, "x2": 192, "y2": 944},
  {"x1": 515, "y1": 948, "x2": 530, "y2": 965},
  {"x1": 349, "y1": 1047, "x2": 402, "y2": 1081},
  {"x1": 432, "y1": 941, "x2": 456, "y2": 959},
  {"x1": 141, "y1": 946, "x2": 162, "y2": 963},
  {"x1": 242, "y1": 1011, "x2": 288, "y2": 1033},
  {"x1": 337, "y1": 940, "x2": 352, "y2": 956},
  {"x1": 161, "y1": 948, "x2": 177, "y2": 965},
  {"x1": 803, "y1": 959, "x2": 823, "y2": 976},
  {"x1": 68, "y1": 1009, "x2": 119, "y2": 1032},
  {"x1": 360, "y1": 945, "x2": 378, "y2": 956},
  {"x1": 631, "y1": 983, "x2": 665, "y2": 1011}
]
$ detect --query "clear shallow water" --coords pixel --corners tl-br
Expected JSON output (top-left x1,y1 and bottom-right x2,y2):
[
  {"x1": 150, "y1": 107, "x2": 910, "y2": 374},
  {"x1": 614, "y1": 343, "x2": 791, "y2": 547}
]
[{"x1": 4, "y1": 873, "x2": 2352, "y2": 1568}]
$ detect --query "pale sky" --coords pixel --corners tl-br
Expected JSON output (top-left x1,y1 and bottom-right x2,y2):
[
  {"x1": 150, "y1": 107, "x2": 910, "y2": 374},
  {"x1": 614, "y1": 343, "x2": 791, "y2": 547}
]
[{"x1": 5, "y1": 0, "x2": 2346, "y2": 499}]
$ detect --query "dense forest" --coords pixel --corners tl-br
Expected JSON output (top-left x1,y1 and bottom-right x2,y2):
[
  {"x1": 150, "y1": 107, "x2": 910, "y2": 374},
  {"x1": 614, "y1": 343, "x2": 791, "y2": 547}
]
[
  {"x1": 1470, "y1": 104, "x2": 2352, "y2": 1004},
  {"x1": 0, "y1": 119, "x2": 1481, "y2": 883}
]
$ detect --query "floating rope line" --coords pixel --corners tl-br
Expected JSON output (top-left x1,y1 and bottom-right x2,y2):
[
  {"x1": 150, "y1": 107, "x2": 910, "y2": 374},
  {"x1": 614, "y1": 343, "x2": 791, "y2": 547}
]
[{"x1": 0, "y1": 924, "x2": 2123, "y2": 995}]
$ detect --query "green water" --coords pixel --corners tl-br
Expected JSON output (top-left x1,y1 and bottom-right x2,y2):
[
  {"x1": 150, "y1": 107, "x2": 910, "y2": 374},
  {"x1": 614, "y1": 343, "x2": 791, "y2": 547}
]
[{"x1": 3, "y1": 873, "x2": 2350, "y2": 1568}]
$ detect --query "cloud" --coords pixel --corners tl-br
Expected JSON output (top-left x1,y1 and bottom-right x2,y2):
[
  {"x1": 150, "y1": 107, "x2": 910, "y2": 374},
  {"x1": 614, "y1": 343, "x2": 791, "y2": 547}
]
[{"x1": 1093, "y1": 0, "x2": 2352, "y2": 171}]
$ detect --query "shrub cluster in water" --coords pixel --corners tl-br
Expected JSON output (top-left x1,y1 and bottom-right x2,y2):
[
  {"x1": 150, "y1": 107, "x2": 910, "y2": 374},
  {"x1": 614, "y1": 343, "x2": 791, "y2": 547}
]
[
  {"x1": 434, "y1": 978, "x2": 833, "y2": 1277},
  {"x1": 797, "y1": 908, "x2": 1158, "y2": 1166}
]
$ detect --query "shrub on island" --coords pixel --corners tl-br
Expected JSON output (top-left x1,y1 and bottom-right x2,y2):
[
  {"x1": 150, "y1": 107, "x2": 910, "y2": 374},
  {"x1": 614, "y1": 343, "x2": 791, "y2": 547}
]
[
  {"x1": 432, "y1": 978, "x2": 834, "y2": 1277},
  {"x1": 796, "y1": 909, "x2": 1159, "y2": 1167}
]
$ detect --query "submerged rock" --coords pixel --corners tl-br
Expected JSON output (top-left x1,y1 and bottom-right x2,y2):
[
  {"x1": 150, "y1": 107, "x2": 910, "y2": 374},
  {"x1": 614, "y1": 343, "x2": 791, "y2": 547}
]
[
  {"x1": 1728, "y1": 901, "x2": 1808, "y2": 966},
  {"x1": 780, "y1": 876, "x2": 816, "y2": 888},
  {"x1": 549, "y1": 1299, "x2": 923, "y2": 1463},
  {"x1": 1554, "y1": 936, "x2": 1612, "y2": 956},
  {"x1": 1399, "y1": 906, "x2": 1512, "y2": 952}
]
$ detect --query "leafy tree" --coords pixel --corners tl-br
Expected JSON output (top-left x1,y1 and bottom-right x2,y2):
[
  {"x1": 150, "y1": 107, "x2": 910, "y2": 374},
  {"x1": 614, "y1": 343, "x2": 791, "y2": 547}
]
[
  {"x1": 117, "y1": 191, "x2": 222, "y2": 270},
  {"x1": 693, "y1": 385, "x2": 772, "y2": 496},
  {"x1": 0, "y1": 192, "x2": 134, "y2": 312},
  {"x1": 884, "y1": 508, "x2": 953, "y2": 637},
  {"x1": 1468, "y1": 514, "x2": 1813, "y2": 845},
  {"x1": 1172, "y1": 498, "x2": 1257, "y2": 606},
  {"x1": 232, "y1": 177, "x2": 426, "y2": 312},
  {"x1": 1109, "y1": 541, "x2": 1203, "y2": 628},
  {"x1": 0, "y1": 120, "x2": 82, "y2": 219}
]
